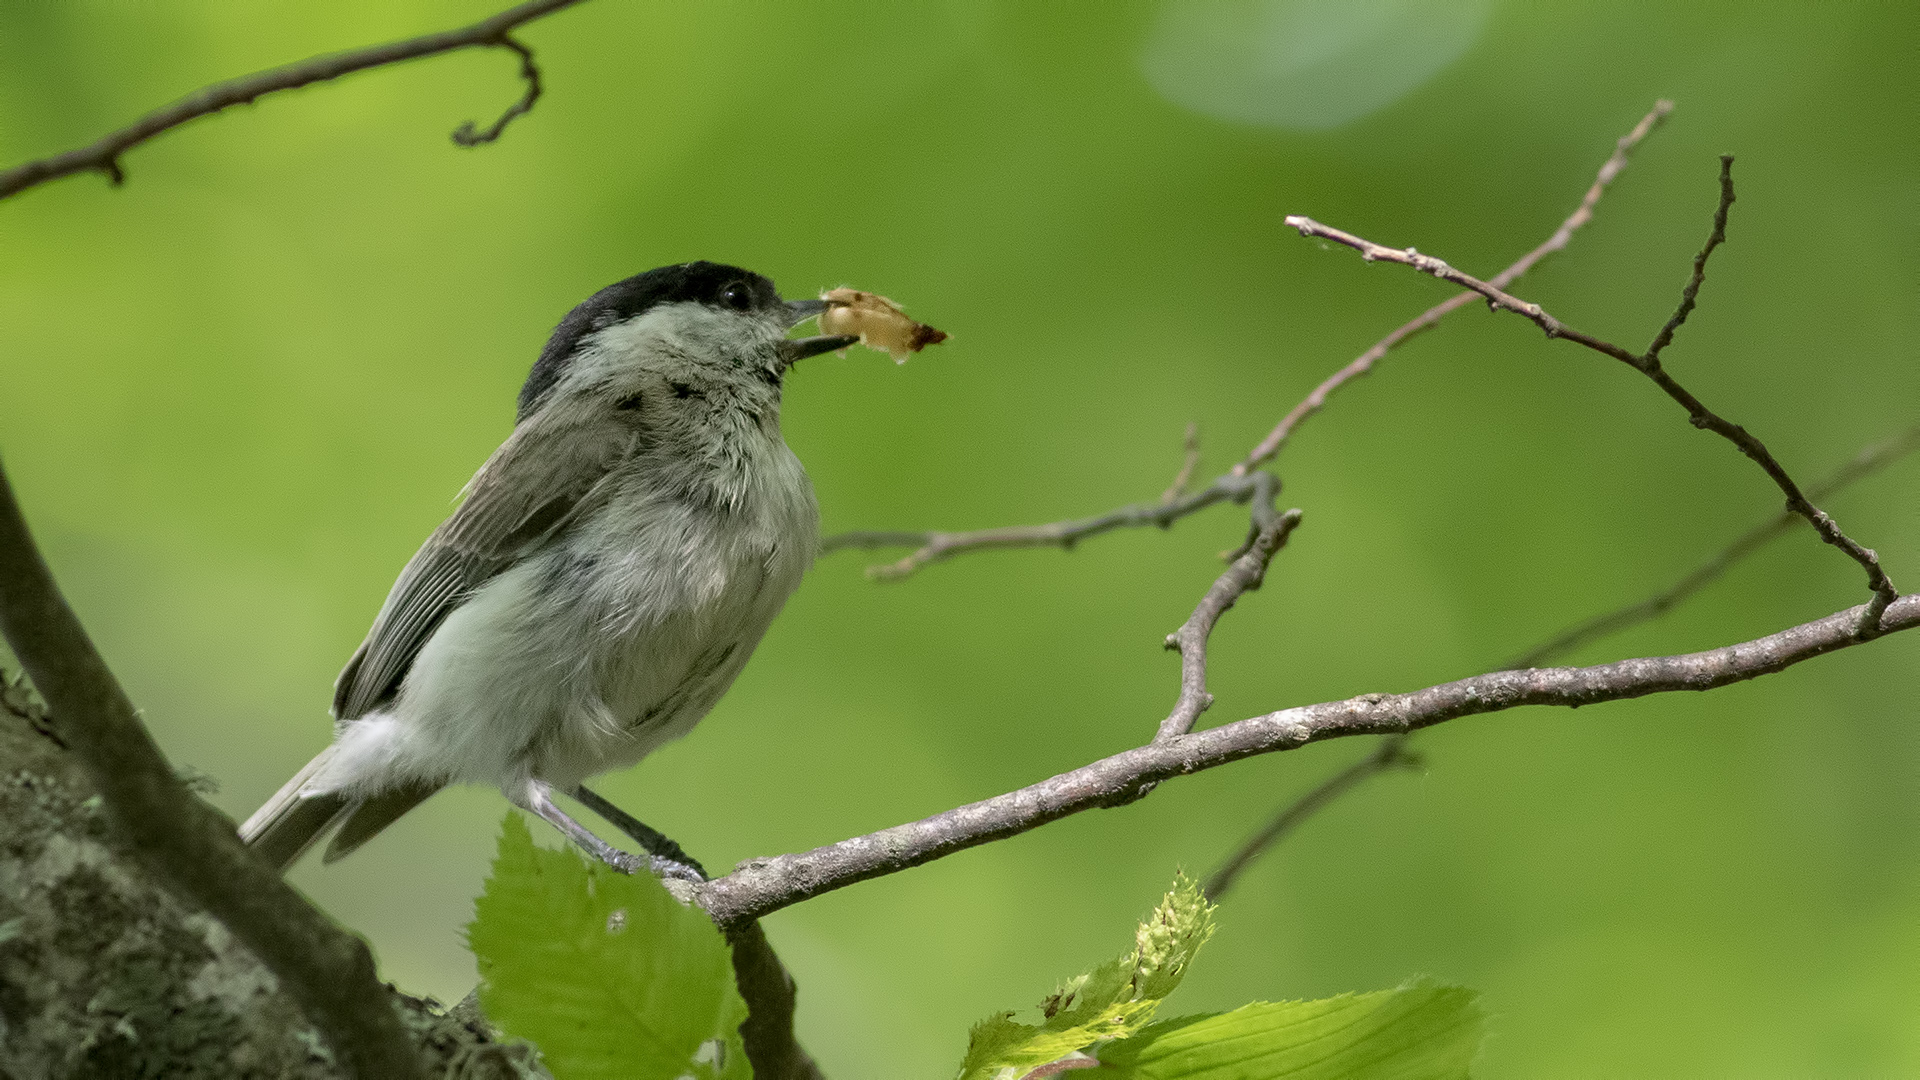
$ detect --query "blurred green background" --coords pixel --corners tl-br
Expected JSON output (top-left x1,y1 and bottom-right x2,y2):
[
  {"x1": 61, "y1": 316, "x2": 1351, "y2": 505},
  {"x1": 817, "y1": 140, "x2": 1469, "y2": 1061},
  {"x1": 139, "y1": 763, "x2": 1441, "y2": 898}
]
[{"x1": 3, "y1": 1, "x2": 1918, "y2": 1075}]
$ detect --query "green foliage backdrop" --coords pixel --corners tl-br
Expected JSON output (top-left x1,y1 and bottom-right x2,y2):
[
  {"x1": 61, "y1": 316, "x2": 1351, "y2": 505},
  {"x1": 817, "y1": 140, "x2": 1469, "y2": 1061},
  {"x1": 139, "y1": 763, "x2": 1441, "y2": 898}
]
[{"x1": 2, "y1": 1, "x2": 1917, "y2": 1074}]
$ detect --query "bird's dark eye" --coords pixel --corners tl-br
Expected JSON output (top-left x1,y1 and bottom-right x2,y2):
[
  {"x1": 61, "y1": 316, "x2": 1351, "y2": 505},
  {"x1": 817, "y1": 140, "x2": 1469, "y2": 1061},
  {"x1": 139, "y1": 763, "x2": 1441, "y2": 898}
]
[{"x1": 720, "y1": 281, "x2": 754, "y2": 312}]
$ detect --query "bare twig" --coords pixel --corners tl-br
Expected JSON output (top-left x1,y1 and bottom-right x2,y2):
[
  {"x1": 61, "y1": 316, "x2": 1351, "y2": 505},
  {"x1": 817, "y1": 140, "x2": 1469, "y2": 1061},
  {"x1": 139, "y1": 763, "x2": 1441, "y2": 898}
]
[
  {"x1": 0, "y1": 0, "x2": 587, "y2": 201},
  {"x1": 695, "y1": 592, "x2": 1920, "y2": 927},
  {"x1": 1159, "y1": 497, "x2": 1302, "y2": 742},
  {"x1": 450, "y1": 35, "x2": 542, "y2": 147},
  {"x1": 1511, "y1": 421, "x2": 1920, "y2": 669},
  {"x1": 1213, "y1": 167, "x2": 1904, "y2": 901},
  {"x1": 820, "y1": 472, "x2": 1264, "y2": 580},
  {"x1": 1206, "y1": 419, "x2": 1920, "y2": 901},
  {"x1": 0, "y1": 460, "x2": 425, "y2": 1078},
  {"x1": 1235, "y1": 100, "x2": 1673, "y2": 475},
  {"x1": 1284, "y1": 158, "x2": 1898, "y2": 628},
  {"x1": 1162, "y1": 423, "x2": 1203, "y2": 504},
  {"x1": 820, "y1": 103, "x2": 1674, "y2": 579},
  {"x1": 1202, "y1": 733, "x2": 1419, "y2": 901},
  {"x1": 1643, "y1": 155, "x2": 1732, "y2": 363}
]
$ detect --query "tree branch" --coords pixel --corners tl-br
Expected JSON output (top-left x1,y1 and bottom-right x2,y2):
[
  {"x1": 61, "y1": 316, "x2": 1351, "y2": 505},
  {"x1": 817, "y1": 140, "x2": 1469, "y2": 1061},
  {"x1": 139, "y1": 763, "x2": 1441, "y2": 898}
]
[
  {"x1": 1283, "y1": 158, "x2": 1898, "y2": 629},
  {"x1": 0, "y1": 0, "x2": 588, "y2": 201},
  {"x1": 1205, "y1": 418, "x2": 1920, "y2": 900},
  {"x1": 727, "y1": 922, "x2": 827, "y2": 1080},
  {"x1": 819, "y1": 101, "x2": 1674, "y2": 579},
  {"x1": 695, "y1": 593, "x2": 1919, "y2": 927},
  {"x1": 0, "y1": 460, "x2": 425, "y2": 1079}
]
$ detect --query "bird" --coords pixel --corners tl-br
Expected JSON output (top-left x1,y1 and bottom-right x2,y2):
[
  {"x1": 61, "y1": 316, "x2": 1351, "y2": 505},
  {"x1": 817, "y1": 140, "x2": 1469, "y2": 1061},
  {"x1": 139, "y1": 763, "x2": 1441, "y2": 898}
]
[{"x1": 239, "y1": 261, "x2": 856, "y2": 876}]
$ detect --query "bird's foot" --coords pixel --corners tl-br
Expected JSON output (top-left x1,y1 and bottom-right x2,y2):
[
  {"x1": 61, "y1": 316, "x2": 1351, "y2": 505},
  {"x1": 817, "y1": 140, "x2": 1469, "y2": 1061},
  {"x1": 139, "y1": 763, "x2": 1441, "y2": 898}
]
[
  {"x1": 572, "y1": 784, "x2": 709, "y2": 880},
  {"x1": 646, "y1": 854, "x2": 707, "y2": 884}
]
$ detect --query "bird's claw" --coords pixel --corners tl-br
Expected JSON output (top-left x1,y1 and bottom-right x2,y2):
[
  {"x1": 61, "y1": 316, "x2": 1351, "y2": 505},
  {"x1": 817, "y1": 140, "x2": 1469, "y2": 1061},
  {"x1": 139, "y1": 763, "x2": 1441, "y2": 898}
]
[{"x1": 595, "y1": 848, "x2": 705, "y2": 884}]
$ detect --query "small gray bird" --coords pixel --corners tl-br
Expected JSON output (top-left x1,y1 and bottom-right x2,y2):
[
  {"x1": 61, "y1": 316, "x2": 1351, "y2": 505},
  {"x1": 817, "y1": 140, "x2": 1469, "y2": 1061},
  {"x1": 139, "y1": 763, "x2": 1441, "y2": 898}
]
[{"x1": 240, "y1": 262, "x2": 855, "y2": 875}]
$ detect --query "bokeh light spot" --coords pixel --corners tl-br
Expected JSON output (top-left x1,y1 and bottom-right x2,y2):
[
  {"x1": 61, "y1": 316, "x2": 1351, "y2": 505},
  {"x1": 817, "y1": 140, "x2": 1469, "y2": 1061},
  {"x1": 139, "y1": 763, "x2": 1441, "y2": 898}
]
[{"x1": 1141, "y1": 0, "x2": 1493, "y2": 130}]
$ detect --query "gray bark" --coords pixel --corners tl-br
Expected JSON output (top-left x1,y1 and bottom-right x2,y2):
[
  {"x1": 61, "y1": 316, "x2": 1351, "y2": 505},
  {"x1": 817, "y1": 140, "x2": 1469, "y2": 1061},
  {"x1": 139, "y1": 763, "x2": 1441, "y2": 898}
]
[{"x1": 0, "y1": 705, "x2": 548, "y2": 1080}]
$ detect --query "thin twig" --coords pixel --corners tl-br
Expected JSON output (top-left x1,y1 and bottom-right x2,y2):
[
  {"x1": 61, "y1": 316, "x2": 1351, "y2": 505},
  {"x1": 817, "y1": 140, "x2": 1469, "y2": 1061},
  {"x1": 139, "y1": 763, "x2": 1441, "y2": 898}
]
[
  {"x1": 1644, "y1": 155, "x2": 1733, "y2": 363},
  {"x1": 819, "y1": 472, "x2": 1263, "y2": 580},
  {"x1": 0, "y1": 0, "x2": 587, "y2": 201},
  {"x1": 451, "y1": 35, "x2": 542, "y2": 147},
  {"x1": 0, "y1": 460, "x2": 425, "y2": 1078},
  {"x1": 819, "y1": 103, "x2": 1674, "y2": 579},
  {"x1": 1234, "y1": 100, "x2": 1674, "y2": 475},
  {"x1": 1511, "y1": 421, "x2": 1920, "y2": 669},
  {"x1": 695, "y1": 592, "x2": 1920, "y2": 928},
  {"x1": 1284, "y1": 159, "x2": 1898, "y2": 629},
  {"x1": 1162, "y1": 423, "x2": 1203, "y2": 504},
  {"x1": 1202, "y1": 734, "x2": 1418, "y2": 901},
  {"x1": 1159, "y1": 497, "x2": 1301, "y2": 742},
  {"x1": 1205, "y1": 419, "x2": 1920, "y2": 900}
]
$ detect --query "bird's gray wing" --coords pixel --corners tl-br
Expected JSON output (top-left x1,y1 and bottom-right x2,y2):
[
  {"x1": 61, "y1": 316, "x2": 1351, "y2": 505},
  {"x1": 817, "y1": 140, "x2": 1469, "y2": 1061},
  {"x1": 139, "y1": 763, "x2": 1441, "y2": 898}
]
[{"x1": 332, "y1": 414, "x2": 637, "y2": 721}]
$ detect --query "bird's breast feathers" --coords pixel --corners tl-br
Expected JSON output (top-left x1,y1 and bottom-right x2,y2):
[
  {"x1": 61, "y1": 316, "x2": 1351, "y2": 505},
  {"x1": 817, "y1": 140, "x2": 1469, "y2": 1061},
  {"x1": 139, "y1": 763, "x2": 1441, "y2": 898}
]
[{"x1": 338, "y1": 438, "x2": 816, "y2": 793}]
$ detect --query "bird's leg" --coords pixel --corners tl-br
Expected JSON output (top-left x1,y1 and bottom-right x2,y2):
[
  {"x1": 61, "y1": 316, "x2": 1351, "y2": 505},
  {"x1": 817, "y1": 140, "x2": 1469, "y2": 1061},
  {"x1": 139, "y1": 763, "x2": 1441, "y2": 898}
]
[
  {"x1": 572, "y1": 784, "x2": 708, "y2": 881},
  {"x1": 516, "y1": 779, "x2": 707, "y2": 883},
  {"x1": 519, "y1": 778, "x2": 648, "y2": 874}
]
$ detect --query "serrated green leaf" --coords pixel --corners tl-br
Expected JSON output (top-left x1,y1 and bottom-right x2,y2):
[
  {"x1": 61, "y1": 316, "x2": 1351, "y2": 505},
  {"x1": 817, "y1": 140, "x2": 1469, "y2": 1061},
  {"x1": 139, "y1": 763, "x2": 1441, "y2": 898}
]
[
  {"x1": 1097, "y1": 978, "x2": 1483, "y2": 1080},
  {"x1": 956, "y1": 873, "x2": 1216, "y2": 1080},
  {"x1": 467, "y1": 814, "x2": 750, "y2": 1080}
]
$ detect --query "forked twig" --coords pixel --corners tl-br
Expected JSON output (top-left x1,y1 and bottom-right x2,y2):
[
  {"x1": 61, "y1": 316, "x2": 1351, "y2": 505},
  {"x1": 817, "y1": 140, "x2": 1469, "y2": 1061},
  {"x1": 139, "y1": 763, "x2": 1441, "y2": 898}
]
[
  {"x1": 1234, "y1": 99, "x2": 1673, "y2": 475},
  {"x1": 1206, "y1": 420, "x2": 1920, "y2": 900},
  {"x1": 1284, "y1": 156, "x2": 1897, "y2": 629},
  {"x1": 820, "y1": 102, "x2": 1675, "y2": 580}
]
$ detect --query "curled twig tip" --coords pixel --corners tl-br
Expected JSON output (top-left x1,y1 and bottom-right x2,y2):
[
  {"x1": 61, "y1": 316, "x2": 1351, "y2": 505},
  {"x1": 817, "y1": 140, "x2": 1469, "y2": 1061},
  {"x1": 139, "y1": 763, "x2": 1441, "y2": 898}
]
[{"x1": 453, "y1": 35, "x2": 542, "y2": 147}]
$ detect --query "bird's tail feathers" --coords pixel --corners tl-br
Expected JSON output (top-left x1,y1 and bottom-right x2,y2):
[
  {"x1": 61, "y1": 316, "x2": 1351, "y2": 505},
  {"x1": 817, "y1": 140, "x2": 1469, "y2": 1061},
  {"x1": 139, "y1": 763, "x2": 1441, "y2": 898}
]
[
  {"x1": 323, "y1": 781, "x2": 441, "y2": 863},
  {"x1": 239, "y1": 747, "x2": 354, "y2": 873},
  {"x1": 240, "y1": 746, "x2": 446, "y2": 871}
]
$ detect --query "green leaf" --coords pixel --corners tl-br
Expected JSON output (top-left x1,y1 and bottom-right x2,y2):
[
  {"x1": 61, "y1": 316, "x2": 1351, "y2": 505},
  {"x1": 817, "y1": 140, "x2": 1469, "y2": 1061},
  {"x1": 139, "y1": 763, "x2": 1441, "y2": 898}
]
[
  {"x1": 467, "y1": 814, "x2": 749, "y2": 1080},
  {"x1": 1097, "y1": 978, "x2": 1483, "y2": 1080},
  {"x1": 957, "y1": 873, "x2": 1216, "y2": 1080}
]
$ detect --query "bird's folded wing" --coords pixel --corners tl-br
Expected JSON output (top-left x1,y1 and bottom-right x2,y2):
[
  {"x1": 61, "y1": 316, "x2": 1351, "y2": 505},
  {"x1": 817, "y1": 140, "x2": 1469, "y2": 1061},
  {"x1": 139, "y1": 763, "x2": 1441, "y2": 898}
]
[{"x1": 332, "y1": 413, "x2": 639, "y2": 721}]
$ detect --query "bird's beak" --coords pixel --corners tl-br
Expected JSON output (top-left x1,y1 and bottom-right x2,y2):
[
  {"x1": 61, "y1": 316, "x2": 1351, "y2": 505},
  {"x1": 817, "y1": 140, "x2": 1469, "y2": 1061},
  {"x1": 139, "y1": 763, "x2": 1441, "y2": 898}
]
[
  {"x1": 778, "y1": 298, "x2": 854, "y2": 365},
  {"x1": 783, "y1": 298, "x2": 828, "y2": 327},
  {"x1": 778, "y1": 333, "x2": 859, "y2": 366}
]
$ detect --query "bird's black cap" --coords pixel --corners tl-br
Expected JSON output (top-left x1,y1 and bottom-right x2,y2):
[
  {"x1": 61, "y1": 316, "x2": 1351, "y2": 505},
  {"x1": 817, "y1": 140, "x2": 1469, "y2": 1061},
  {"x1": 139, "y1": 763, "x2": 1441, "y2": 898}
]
[{"x1": 518, "y1": 262, "x2": 783, "y2": 420}]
